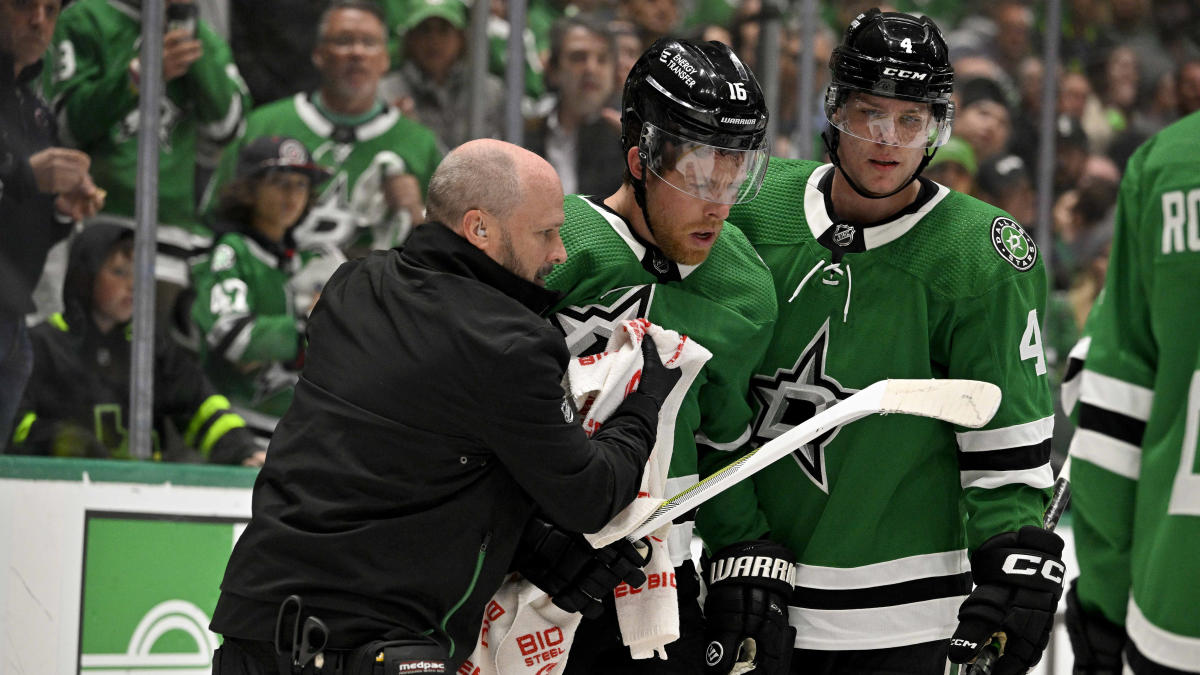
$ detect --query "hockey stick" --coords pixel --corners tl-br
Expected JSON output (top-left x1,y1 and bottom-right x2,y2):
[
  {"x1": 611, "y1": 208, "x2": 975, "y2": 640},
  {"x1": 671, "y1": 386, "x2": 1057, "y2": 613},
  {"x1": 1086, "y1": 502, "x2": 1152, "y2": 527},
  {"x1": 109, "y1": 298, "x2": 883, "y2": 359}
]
[
  {"x1": 624, "y1": 378, "x2": 1002, "y2": 543},
  {"x1": 965, "y1": 457, "x2": 1073, "y2": 675}
]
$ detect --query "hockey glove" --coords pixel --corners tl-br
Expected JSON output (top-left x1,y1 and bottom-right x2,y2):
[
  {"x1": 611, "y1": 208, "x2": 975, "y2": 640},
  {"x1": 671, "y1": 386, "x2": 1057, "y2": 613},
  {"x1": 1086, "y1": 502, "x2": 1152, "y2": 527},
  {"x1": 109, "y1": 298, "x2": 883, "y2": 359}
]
[
  {"x1": 514, "y1": 514, "x2": 649, "y2": 619},
  {"x1": 1064, "y1": 580, "x2": 1126, "y2": 674},
  {"x1": 702, "y1": 540, "x2": 797, "y2": 675},
  {"x1": 948, "y1": 526, "x2": 1066, "y2": 675},
  {"x1": 634, "y1": 337, "x2": 682, "y2": 408}
]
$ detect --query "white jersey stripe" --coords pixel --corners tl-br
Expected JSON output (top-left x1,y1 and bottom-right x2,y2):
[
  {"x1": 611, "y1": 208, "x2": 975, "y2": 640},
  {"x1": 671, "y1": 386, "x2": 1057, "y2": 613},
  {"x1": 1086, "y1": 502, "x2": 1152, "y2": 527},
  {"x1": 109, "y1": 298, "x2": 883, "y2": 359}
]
[
  {"x1": 1080, "y1": 370, "x2": 1155, "y2": 421},
  {"x1": 956, "y1": 415, "x2": 1054, "y2": 453},
  {"x1": 960, "y1": 463, "x2": 1055, "y2": 490},
  {"x1": 1069, "y1": 428, "x2": 1142, "y2": 480},
  {"x1": 1127, "y1": 596, "x2": 1200, "y2": 671},
  {"x1": 696, "y1": 425, "x2": 752, "y2": 452},
  {"x1": 789, "y1": 597, "x2": 962, "y2": 650},
  {"x1": 795, "y1": 549, "x2": 968, "y2": 590}
]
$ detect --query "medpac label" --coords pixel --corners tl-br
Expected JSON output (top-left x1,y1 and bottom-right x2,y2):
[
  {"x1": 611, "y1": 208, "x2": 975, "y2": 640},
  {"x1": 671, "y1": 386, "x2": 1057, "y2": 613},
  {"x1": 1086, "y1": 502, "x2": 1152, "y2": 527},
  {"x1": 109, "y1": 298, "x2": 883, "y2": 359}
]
[{"x1": 991, "y1": 216, "x2": 1037, "y2": 271}]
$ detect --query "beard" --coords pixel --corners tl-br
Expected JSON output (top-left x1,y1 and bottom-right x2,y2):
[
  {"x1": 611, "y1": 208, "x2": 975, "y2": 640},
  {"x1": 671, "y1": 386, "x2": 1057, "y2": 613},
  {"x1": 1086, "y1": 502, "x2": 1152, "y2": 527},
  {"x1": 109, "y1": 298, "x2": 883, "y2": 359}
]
[{"x1": 645, "y1": 198, "x2": 722, "y2": 266}]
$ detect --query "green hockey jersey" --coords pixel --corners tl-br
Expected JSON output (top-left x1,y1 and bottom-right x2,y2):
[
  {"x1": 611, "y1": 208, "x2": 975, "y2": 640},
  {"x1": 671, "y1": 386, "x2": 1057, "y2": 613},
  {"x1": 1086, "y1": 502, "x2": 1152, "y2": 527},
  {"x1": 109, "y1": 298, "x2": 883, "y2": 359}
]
[
  {"x1": 190, "y1": 230, "x2": 331, "y2": 435},
  {"x1": 48, "y1": 0, "x2": 250, "y2": 281},
  {"x1": 204, "y1": 93, "x2": 443, "y2": 255},
  {"x1": 545, "y1": 195, "x2": 778, "y2": 565},
  {"x1": 717, "y1": 160, "x2": 1055, "y2": 650},
  {"x1": 1067, "y1": 110, "x2": 1200, "y2": 671}
]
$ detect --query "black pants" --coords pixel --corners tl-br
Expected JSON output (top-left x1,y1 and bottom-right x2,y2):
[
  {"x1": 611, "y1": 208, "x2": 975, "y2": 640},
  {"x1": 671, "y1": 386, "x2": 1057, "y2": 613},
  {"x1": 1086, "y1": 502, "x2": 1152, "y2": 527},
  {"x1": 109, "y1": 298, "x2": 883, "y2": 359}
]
[
  {"x1": 790, "y1": 639, "x2": 953, "y2": 675},
  {"x1": 563, "y1": 562, "x2": 707, "y2": 674},
  {"x1": 212, "y1": 638, "x2": 282, "y2": 675}
]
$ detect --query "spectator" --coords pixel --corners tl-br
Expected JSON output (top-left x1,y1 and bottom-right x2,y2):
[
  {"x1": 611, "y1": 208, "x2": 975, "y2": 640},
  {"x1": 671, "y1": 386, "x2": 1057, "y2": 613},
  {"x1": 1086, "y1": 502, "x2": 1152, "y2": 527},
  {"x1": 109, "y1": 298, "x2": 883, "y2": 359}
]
[
  {"x1": 208, "y1": 139, "x2": 675, "y2": 673},
  {"x1": 486, "y1": 0, "x2": 548, "y2": 100},
  {"x1": 208, "y1": 0, "x2": 442, "y2": 258},
  {"x1": 8, "y1": 223, "x2": 262, "y2": 465},
  {"x1": 1178, "y1": 58, "x2": 1200, "y2": 115},
  {"x1": 191, "y1": 136, "x2": 339, "y2": 448},
  {"x1": 228, "y1": 0, "x2": 324, "y2": 107},
  {"x1": 1054, "y1": 112, "x2": 1091, "y2": 195},
  {"x1": 1, "y1": 0, "x2": 102, "y2": 448},
  {"x1": 615, "y1": 0, "x2": 679, "y2": 51},
  {"x1": 48, "y1": 0, "x2": 250, "y2": 327},
  {"x1": 954, "y1": 75, "x2": 1013, "y2": 164},
  {"x1": 925, "y1": 135, "x2": 977, "y2": 195},
  {"x1": 524, "y1": 14, "x2": 622, "y2": 198},
  {"x1": 379, "y1": 0, "x2": 504, "y2": 151},
  {"x1": 975, "y1": 152, "x2": 1035, "y2": 228},
  {"x1": 608, "y1": 18, "x2": 641, "y2": 88}
]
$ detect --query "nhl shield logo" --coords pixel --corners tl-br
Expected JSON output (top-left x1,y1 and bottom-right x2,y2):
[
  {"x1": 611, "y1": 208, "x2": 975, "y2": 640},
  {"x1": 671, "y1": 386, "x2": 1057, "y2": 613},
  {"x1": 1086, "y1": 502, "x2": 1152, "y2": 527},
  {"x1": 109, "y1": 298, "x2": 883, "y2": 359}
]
[
  {"x1": 832, "y1": 223, "x2": 856, "y2": 247},
  {"x1": 705, "y1": 641, "x2": 725, "y2": 667},
  {"x1": 991, "y1": 217, "x2": 1037, "y2": 271}
]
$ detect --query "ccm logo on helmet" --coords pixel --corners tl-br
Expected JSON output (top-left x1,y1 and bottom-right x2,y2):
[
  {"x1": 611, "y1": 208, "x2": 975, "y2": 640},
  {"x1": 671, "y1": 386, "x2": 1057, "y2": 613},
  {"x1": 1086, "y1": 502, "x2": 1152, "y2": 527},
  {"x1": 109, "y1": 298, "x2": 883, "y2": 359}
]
[
  {"x1": 882, "y1": 67, "x2": 928, "y2": 81},
  {"x1": 1001, "y1": 553, "x2": 1065, "y2": 583}
]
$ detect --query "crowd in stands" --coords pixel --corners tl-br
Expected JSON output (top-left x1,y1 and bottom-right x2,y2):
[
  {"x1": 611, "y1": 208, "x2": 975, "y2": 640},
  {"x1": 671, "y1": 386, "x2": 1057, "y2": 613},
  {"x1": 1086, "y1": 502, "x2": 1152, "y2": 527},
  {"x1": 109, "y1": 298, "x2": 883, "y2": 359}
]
[{"x1": 3, "y1": 0, "x2": 1198, "y2": 463}]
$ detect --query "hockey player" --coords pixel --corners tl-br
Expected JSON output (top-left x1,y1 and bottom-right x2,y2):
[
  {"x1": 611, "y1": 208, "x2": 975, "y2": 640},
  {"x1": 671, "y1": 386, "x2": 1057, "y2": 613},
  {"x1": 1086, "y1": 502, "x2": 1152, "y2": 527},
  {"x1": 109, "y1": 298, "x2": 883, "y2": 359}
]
[
  {"x1": 9, "y1": 223, "x2": 261, "y2": 465},
  {"x1": 536, "y1": 38, "x2": 782, "y2": 674},
  {"x1": 203, "y1": 0, "x2": 443, "y2": 258},
  {"x1": 1064, "y1": 109, "x2": 1200, "y2": 674},
  {"x1": 714, "y1": 10, "x2": 1063, "y2": 674},
  {"x1": 191, "y1": 136, "x2": 337, "y2": 447}
]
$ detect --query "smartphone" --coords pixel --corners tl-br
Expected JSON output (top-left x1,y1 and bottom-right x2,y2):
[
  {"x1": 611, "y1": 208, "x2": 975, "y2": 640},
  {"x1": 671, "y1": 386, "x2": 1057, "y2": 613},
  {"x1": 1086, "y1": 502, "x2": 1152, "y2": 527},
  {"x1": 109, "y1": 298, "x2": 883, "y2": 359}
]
[{"x1": 165, "y1": 2, "x2": 198, "y2": 36}]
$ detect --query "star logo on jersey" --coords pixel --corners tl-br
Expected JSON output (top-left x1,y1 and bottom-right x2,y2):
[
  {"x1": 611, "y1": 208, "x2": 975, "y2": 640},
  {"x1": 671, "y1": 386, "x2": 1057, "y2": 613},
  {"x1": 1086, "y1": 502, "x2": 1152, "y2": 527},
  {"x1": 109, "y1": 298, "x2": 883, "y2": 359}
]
[
  {"x1": 991, "y1": 216, "x2": 1037, "y2": 271},
  {"x1": 550, "y1": 285, "x2": 655, "y2": 356},
  {"x1": 749, "y1": 318, "x2": 857, "y2": 493}
]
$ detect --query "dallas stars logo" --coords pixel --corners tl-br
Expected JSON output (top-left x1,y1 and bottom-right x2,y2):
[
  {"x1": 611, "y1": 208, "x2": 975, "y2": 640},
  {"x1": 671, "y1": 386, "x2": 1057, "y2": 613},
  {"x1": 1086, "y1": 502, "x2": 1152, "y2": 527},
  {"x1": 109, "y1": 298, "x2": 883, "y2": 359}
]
[
  {"x1": 749, "y1": 319, "x2": 856, "y2": 493},
  {"x1": 991, "y1": 216, "x2": 1037, "y2": 271},
  {"x1": 550, "y1": 285, "x2": 654, "y2": 356}
]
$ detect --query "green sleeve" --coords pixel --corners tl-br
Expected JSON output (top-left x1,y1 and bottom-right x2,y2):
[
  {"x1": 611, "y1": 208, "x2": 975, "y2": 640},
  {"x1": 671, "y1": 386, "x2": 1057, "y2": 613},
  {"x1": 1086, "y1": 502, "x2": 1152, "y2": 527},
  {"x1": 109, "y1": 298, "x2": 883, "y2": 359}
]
[
  {"x1": 191, "y1": 240, "x2": 300, "y2": 366},
  {"x1": 49, "y1": 11, "x2": 139, "y2": 149},
  {"x1": 948, "y1": 266, "x2": 1055, "y2": 553},
  {"x1": 1065, "y1": 150, "x2": 1152, "y2": 625},
  {"x1": 185, "y1": 22, "x2": 250, "y2": 143}
]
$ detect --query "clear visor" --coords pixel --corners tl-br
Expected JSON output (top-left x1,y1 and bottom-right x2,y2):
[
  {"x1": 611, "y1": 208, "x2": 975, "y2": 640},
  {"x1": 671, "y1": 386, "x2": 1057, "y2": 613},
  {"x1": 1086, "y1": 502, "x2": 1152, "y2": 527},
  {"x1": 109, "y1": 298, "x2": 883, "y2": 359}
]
[
  {"x1": 640, "y1": 123, "x2": 769, "y2": 205},
  {"x1": 827, "y1": 94, "x2": 953, "y2": 149}
]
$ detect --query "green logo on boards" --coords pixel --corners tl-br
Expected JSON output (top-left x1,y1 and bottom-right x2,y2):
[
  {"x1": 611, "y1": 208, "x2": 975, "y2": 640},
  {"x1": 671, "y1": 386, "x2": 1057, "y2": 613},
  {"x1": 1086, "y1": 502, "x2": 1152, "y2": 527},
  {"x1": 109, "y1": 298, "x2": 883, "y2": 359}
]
[
  {"x1": 991, "y1": 216, "x2": 1037, "y2": 271},
  {"x1": 79, "y1": 514, "x2": 244, "y2": 674}
]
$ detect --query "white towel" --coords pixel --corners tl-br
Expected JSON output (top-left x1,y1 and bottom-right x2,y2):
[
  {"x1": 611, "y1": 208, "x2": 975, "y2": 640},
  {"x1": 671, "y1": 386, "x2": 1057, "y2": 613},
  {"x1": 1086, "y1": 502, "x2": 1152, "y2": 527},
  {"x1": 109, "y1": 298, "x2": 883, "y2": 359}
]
[{"x1": 465, "y1": 319, "x2": 710, "y2": 673}]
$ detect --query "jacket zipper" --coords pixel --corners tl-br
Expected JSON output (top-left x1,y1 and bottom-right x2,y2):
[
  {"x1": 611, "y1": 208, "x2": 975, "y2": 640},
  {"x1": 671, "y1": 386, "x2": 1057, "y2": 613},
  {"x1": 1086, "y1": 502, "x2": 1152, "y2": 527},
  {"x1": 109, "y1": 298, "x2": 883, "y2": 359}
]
[{"x1": 440, "y1": 531, "x2": 490, "y2": 658}]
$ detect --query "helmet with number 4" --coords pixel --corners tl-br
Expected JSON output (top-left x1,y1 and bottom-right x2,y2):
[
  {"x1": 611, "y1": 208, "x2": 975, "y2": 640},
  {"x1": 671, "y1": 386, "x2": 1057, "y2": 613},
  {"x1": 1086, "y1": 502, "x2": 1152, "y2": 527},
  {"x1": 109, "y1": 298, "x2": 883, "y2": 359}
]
[
  {"x1": 825, "y1": 9, "x2": 955, "y2": 149},
  {"x1": 621, "y1": 38, "x2": 769, "y2": 205}
]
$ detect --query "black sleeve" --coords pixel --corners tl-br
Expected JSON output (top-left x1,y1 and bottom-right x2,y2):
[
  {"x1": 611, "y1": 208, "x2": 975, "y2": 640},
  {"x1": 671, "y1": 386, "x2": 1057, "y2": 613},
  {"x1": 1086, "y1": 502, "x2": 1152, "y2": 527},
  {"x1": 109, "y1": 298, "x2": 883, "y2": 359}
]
[{"x1": 481, "y1": 325, "x2": 657, "y2": 534}]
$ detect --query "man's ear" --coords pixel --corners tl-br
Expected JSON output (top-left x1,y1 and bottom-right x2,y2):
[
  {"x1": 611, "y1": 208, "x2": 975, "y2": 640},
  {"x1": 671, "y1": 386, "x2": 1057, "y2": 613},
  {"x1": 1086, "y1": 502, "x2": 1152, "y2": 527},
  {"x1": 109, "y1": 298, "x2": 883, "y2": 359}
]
[
  {"x1": 626, "y1": 146, "x2": 644, "y2": 180},
  {"x1": 462, "y1": 209, "x2": 489, "y2": 250}
]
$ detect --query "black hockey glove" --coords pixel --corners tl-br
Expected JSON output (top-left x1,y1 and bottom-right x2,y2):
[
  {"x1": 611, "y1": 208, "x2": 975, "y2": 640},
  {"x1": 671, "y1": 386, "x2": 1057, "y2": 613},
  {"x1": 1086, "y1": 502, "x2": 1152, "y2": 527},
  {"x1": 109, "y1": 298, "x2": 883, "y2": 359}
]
[
  {"x1": 1065, "y1": 580, "x2": 1127, "y2": 674},
  {"x1": 514, "y1": 514, "x2": 649, "y2": 619},
  {"x1": 702, "y1": 540, "x2": 797, "y2": 675},
  {"x1": 949, "y1": 526, "x2": 1066, "y2": 675},
  {"x1": 634, "y1": 337, "x2": 682, "y2": 408}
]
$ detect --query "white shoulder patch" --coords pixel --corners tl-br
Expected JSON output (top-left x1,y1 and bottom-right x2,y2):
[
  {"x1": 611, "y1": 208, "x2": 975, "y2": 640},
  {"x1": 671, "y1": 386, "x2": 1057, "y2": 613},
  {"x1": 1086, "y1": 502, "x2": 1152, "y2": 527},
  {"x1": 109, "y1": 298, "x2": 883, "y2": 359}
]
[{"x1": 211, "y1": 243, "x2": 237, "y2": 272}]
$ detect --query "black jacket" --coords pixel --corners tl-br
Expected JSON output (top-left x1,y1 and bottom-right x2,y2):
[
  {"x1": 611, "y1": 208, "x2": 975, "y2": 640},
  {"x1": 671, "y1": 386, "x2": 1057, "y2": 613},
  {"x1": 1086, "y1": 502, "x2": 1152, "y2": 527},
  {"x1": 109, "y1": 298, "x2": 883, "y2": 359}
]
[
  {"x1": 523, "y1": 112, "x2": 625, "y2": 199},
  {"x1": 8, "y1": 224, "x2": 258, "y2": 463},
  {"x1": 0, "y1": 53, "x2": 73, "y2": 315},
  {"x1": 211, "y1": 223, "x2": 658, "y2": 662}
]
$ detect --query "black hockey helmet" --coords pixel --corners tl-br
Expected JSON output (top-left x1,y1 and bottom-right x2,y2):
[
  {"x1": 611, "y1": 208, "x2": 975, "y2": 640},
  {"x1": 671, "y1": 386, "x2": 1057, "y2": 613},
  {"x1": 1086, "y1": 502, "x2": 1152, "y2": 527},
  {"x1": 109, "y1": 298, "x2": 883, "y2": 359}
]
[
  {"x1": 821, "y1": 9, "x2": 955, "y2": 200},
  {"x1": 621, "y1": 38, "x2": 769, "y2": 205},
  {"x1": 825, "y1": 9, "x2": 955, "y2": 149}
]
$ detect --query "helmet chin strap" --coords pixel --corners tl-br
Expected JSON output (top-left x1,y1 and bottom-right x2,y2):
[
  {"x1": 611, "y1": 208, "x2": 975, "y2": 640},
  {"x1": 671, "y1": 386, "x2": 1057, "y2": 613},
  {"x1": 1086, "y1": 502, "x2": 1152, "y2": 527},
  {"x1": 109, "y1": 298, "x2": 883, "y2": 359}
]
[
  {"x1": 822, "y1": 128, "x2": 937, "y2": 200},
  {"x1": 632, "y1": 150, "x2": 659, "y2": 241}
]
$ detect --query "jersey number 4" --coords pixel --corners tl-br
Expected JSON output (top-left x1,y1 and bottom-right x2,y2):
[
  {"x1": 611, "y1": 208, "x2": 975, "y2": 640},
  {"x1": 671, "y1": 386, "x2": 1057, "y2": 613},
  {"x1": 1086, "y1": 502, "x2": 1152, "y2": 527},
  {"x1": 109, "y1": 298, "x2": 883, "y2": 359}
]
[
  {"x1": 1020, "y1": 309, "x2": 1047, "y2": 376},
  {"x1": 1171, "y1": 371, "x2": 1200, "y2": 516}
]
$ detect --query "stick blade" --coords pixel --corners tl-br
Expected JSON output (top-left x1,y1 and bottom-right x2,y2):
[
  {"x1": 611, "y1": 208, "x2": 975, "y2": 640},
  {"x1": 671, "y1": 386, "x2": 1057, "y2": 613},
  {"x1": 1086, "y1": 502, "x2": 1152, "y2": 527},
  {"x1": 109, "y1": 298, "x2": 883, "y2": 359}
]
[{"x1": 879, "y1": 379, "x2": 1001, "y2": 428}]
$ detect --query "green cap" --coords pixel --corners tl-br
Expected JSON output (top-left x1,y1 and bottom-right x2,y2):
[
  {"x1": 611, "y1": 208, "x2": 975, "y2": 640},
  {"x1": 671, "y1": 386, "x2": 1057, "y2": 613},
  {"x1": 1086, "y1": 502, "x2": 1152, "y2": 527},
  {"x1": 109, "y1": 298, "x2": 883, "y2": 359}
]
[
  {"x1": 404, "y1": 0, "x2": 467, "y2": 31},
  {"x1": 929, "y1": 136, "x2": 977, "y2": 175}
]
